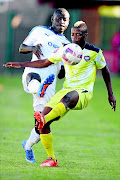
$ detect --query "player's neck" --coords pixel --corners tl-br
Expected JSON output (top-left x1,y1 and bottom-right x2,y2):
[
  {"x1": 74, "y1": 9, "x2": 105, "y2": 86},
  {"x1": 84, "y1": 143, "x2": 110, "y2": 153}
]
[{"x1": 77, "y1": 41, "x2": 86, "y2": 49}]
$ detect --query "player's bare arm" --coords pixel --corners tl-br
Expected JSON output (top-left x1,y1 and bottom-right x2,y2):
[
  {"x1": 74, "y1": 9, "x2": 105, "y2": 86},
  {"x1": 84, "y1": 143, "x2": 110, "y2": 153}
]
[
  {"x1": 3, "y1": 59, "x2": 52, "y2": 68},
  {"x1": 101, "y1": 66, "x2": 116, "y2": 111},
  {"x1": 19, "y1": 43, "x2": 44, "y2": 58}
]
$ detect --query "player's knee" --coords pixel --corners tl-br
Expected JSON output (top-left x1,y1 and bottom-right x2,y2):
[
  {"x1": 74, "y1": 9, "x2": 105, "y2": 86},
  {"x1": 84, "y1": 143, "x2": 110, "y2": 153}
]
[
  {"x1": 61, "y1": 90, "x2": 79, "y2": 109},
  {"x1": 26, "y1": 73, "x2": 41, "y2": 86}
]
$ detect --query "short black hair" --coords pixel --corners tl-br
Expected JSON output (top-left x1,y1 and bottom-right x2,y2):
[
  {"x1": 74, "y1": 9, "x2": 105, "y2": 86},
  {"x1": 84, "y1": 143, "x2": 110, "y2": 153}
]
[{"x1": 53, "y1": 8, "x2": 70, "y2": 17}]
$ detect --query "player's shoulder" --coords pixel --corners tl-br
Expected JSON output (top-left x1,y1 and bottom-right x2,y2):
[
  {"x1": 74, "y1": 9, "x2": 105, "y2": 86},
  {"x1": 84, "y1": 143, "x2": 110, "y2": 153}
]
[
  {"x1": 85, "y1": 43, "x2": 100, "y2": 53},
  {"x1": 31, "y1": 25, "x2": 47, "y2": 32},
  {"x1": 30, "y1": 25, "x2": 52, "y2": 35}
]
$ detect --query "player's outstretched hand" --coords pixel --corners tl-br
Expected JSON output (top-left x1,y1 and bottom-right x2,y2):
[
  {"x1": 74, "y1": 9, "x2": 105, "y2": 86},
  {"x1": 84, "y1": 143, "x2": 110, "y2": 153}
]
[
  {"x1": 3, "y1": 62, "x2": 21, "y2": 68},
  {"x1": 32, "y1": 44, "x2": 44, "y2": 58},
  {"x1": 108, "y1": 94, "x2": 116, "y2": 111}
]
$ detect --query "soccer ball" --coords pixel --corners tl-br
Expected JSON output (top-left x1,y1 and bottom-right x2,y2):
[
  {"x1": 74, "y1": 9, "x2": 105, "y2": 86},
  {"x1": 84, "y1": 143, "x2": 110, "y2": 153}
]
[{"x1": 61, "y1": 43, "x2": 82, "y2": 65}]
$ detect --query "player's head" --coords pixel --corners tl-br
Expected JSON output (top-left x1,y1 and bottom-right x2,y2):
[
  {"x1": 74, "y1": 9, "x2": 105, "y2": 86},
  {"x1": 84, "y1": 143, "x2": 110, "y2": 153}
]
[
  {"x1": 51, "y1": 8, "x2": 70, "y2": 34},
  {"x1": 71, "y1": 21, "x2": 88, "y2": 48}
]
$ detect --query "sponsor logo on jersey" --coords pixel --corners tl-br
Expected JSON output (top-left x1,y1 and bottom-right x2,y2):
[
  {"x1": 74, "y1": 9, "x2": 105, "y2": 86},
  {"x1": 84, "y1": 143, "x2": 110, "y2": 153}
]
[
  {"x1": 48, "y1": 42, "x2": 59, "y2": 49},
  {"x1": 45, "y1": 33, "x2": 50, "y2": 36}
]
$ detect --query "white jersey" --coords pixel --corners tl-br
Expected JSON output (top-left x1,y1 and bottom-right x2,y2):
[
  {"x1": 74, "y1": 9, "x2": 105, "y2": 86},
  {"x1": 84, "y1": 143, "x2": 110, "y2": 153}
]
[
  {"x1": 23, "y1": 26, "x2": 70, "y2": 61},
  {"x1": 22, "y1": 26, "x2": 70, "y2": 108}
]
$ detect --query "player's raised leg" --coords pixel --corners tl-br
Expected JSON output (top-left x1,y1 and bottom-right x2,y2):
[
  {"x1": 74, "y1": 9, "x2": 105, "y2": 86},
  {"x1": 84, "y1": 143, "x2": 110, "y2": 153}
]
[
  {"x1": 26, "y1": 72, "x2": 41, "y2": 95},
  {"x1": 26, "y1": 73, "x2": 55, "y2": 98},
  {"x1": 37, "y1": 74, "x2": 55, "y2": 97}
]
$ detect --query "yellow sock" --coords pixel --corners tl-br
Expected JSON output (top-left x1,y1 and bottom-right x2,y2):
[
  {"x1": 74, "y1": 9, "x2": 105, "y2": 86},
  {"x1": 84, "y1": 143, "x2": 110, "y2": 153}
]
[
  {"x1": 40, "y1": 132, "x2": 55, "y2": 160},
  {"x1": 45, "y1": 102, "x2": 67, "y2": 124}
]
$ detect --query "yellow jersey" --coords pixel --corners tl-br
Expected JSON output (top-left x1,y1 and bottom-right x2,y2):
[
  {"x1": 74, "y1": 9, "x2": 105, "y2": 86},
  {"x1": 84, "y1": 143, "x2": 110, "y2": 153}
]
[{"x1": 48, "y1": 43, "x2": 106, "y2": 92}]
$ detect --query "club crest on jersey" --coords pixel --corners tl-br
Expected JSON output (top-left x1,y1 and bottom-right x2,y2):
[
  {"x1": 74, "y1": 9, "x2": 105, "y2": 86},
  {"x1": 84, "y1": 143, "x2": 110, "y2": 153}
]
[{"x1": 84, "y1": 56, "x2": 90, "y2": 62}]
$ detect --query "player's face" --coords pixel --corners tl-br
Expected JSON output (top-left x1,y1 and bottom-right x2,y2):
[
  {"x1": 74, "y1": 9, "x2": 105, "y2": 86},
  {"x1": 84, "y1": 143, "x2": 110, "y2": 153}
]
[
  {"x1": 51, "y1": 12, "x2": 69, "y2": 34},
  {"x1": 71, "y1": 27, "x2": 87, "y2": 48}
]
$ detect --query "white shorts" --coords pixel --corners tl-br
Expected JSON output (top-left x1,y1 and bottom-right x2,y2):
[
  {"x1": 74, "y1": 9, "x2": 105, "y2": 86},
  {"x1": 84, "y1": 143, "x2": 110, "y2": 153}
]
[
  {"x1": 22, "y1": 67, "x2": 57, "y2": 110},
  {"x1": 33, "y1": 89, "x2": 55, "y2": 111}
]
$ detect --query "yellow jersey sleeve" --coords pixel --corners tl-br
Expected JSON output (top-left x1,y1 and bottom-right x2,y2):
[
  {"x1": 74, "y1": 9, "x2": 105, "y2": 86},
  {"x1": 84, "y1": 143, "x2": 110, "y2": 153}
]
[
  {"x1": 95, "y1": 49, "x2": 106, "y2": 69},
  {"x1": 48, "y1": 46, "x2": 63, "y2": 63}
]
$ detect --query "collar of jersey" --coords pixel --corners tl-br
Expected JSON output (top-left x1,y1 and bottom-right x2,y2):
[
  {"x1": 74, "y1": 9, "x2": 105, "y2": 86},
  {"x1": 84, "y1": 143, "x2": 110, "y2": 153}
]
[{"x1": 39, "y1": 25, "x2": 65, "y2": 36}]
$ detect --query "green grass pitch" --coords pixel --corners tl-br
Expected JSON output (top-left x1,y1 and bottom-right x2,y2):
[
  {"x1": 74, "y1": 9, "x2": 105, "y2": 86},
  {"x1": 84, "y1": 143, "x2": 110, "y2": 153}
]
[{"x1": 0, "y1": 74, "x2": 120, "y2": 180}]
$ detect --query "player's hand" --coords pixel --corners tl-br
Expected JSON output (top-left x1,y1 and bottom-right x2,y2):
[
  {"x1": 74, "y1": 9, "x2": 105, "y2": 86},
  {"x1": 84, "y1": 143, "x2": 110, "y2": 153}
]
[
  {"x1": 108, "y1": 94, "x2": 116, "y2": 111},
  {"x1": 3, "y1": 62, "x2": 21, "y2": 68},
  {"x1": 32, "y1": 44, "x2": 44, "y2": 58}
]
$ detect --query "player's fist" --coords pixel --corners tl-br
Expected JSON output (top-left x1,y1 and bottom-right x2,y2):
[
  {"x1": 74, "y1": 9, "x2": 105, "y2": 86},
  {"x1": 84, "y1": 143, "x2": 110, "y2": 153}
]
[
  {"x1": 108, "y1": 94, "x2": 116, "y2": 111},
  {"x1": 3, "y1": 62, "x2": 21, "y2": 68},
  {"x1": 32, "y1": 44, "x2": 44, "y2": 58}
]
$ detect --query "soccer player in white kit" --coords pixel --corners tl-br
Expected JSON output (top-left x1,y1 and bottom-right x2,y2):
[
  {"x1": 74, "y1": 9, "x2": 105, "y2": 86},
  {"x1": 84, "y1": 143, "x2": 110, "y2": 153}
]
[{"x1": 19, "y1": 8, "x2": 70, "y2": 163}]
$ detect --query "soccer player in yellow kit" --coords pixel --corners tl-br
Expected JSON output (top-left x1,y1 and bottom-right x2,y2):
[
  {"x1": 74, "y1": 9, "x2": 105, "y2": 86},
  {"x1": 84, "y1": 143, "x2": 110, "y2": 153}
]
[{"x1": 4, "y1": 21, "x2": 116, "y2": 167}]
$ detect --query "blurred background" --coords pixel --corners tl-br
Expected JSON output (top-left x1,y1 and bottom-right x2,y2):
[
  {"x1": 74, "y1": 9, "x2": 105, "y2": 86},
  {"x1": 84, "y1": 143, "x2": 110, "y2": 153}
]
[
  {"x1": 0, "y1": 0, "x2": 120, "y2": 74},
  {"x1": 0, "y1": 1, "x2": 120, "y2": 178}
]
